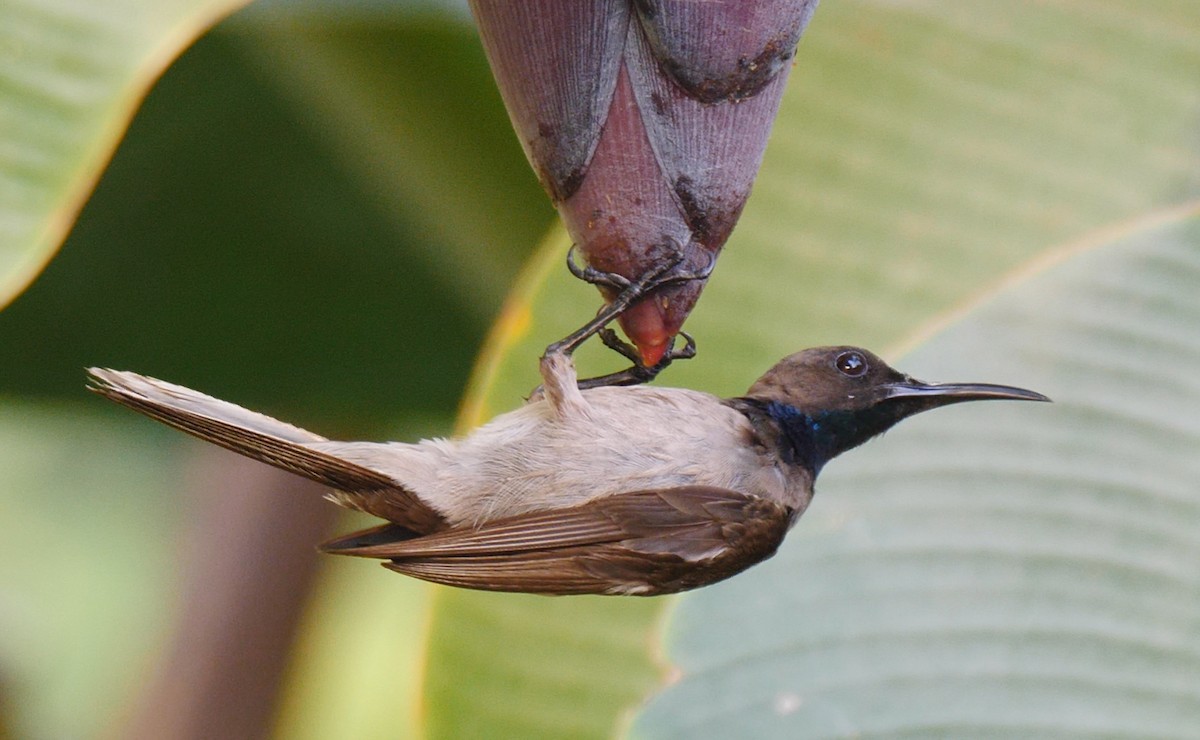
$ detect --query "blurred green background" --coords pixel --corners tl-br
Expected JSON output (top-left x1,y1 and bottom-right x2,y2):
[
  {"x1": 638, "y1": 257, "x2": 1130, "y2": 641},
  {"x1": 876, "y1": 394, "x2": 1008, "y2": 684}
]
[
  {"x1": 2, "y1": 0, "x2": 1198, "y2": 738},
  {"x1": 1, "y1": 2, "x2": 552, "y2": 737}
]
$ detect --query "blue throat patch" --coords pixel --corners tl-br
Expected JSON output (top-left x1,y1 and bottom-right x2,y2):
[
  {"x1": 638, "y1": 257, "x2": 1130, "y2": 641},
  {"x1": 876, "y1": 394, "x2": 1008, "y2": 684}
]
[{"x1": 764, "y1": 400, "x2": 895, "y2": 476}]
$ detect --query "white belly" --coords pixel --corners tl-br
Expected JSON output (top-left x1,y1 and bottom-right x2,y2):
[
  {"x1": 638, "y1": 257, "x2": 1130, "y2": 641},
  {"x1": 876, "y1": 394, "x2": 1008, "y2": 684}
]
[{"x1": 318, "y1": 385, "x2": 781, "y2": 526}]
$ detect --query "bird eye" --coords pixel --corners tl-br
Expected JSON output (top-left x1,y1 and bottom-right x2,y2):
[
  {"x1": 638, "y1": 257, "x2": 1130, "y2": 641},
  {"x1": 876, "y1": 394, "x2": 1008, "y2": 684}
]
[{"x1": 835, "y1": 351, "x2": 868, "y2": 377}]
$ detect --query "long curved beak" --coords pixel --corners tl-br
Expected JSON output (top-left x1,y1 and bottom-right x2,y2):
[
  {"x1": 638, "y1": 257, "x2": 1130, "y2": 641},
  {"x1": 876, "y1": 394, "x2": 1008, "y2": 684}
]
[{"x1": 883, "y1": 380, "x2": 1051, "y2": 404}]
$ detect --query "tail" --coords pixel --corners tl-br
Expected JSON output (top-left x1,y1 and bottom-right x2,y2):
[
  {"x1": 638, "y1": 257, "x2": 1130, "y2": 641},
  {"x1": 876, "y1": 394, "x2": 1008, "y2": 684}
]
[{"x1": 87, "y1": 369, "x2": 446, "y2": 532}]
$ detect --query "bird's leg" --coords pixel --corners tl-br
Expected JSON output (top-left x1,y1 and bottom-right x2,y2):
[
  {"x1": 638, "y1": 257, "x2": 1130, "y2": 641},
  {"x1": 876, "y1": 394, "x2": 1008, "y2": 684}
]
[
  {"x1": 540, "y1": 246, "x2": 713, "y2": 391},
  {"x1": 546, "y1": 246, "x2": 688, "y2": 358},
  {"x1": 538, "y1": 346, "x2": 590, "y2": 420}
]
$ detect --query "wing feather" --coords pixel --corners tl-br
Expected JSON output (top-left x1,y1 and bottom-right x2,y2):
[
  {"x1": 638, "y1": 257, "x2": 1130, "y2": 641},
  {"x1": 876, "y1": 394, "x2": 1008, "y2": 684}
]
[{"x1": 325, "y1": 486, "x2": 792, "y2": 595}]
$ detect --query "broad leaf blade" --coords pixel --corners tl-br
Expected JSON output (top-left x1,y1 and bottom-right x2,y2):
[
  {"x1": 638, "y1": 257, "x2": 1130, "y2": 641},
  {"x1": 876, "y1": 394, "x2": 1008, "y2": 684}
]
[
  {"x1": 227, "y1": 8, "x2": 553, "y2": 315},
  {"x1": 675, "y1": 0, "x2": 1200, "y2": 382},
  {"x1": 0, "y1": 0, "x2": 250, "y2": 308},
  {"x1": 419, "y1": 233, "x2": 667, "y2": 739},
  {"x1": 0, "y1": 7, "x2": 545, "y2": 738},
  {"x1": 421, "y1": 2, "x2": 1200, "y2": 737},
  {"x1": 425, "y1": 591, "x2": 665, "y2": 738},
  {"x1": 635, "y1": 209, "x2": 1200, "y2": 736}
]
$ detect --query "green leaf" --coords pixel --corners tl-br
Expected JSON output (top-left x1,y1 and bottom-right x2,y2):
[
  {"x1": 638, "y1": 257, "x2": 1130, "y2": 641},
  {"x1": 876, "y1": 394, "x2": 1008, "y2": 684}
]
[
  {"x1": 0, "y1": 11, "x2": 548, "y2": 421},
  {"x1": 414, "y1": 232, "x2": 666, "y2": 740},
  {"x1": 678, "y1": 0, "x2": 1200, "y2": 382},
  {"x1": 420, "y1": 2, "x2": 1200, "y2": 737},
  {"x1": 0, "y1": 0, "x2": 251, "y2": 308},
  {"x1": 225, "y1": 6, "x2": 553, "y2": 315},
  {"x1": 5, "y1": 1, "x2": 1196, "y2": 737},
  {"x1": 635, "y1": 206, "x2": 1200, "y2": 737},
  {"x1": 0, "y1": 6, "x2": 548, "y2": 738},
  {"x1": 425, "y1": 591, "x2": 665, "y2": 739}
]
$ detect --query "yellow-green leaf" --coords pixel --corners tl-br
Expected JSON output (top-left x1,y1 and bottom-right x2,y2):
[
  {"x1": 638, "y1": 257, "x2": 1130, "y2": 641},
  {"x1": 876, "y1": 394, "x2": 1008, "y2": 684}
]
[
  {"x1": 636, "y1": 205, "x2": 1200, "y2": 737},
  {"x1": 419, "y1": 2, "x2": 1200, "y2": 737},
  {"x1": 0, "y1": 0, "x2": 251, "y2": 308}
]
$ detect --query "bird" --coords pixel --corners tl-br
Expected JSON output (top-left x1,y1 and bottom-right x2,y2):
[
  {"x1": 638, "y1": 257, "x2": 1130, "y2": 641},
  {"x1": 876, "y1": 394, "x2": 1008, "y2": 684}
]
[{"x1": 87, "y1": 345, "x2": 1048, "y2": 596}]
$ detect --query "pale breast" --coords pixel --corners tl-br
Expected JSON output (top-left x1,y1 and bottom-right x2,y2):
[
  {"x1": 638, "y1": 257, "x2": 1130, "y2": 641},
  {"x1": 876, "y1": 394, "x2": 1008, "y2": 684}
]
[
  {"x1": 310, "y1": 385, "x2": 801, "y2": 527},
  {"x1": 420, "y1": 386, "x2": 780, "y2": 525}
]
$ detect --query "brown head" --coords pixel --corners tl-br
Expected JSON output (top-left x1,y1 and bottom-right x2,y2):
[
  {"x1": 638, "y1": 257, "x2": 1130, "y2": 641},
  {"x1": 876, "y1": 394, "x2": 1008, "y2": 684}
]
[{"x1": 740, "y1": 346, "x2": 1049, "y2": 473}]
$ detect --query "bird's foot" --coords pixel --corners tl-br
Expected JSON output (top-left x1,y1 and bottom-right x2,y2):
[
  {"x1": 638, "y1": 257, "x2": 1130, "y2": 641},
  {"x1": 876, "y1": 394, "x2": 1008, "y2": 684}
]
[
  {"x1": 571, "y1": 330, "x2": 697, "y2": 390},
  {"x1": 540, "y1": 245, "x2": 712, "y2": 390},
  {"x1": 564, "y1": 244, "x2": 714, "y2": 297}
]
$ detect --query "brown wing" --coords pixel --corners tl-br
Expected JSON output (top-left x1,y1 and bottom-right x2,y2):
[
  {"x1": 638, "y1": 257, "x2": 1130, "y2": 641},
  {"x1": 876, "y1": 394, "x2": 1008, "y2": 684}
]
[
  {"x1": 87, "y1": 368, "x2": 445, "y2": 532},
  {"x1": 321, "y1": 487, "x2": 792, "y2": 596}
]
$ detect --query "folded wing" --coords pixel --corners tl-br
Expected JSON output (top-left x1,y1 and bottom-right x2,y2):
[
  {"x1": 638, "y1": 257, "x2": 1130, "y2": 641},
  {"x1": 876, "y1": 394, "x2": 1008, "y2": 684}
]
[{"x1": 322, "y1": 486, "x2": 792, "y2": 595}]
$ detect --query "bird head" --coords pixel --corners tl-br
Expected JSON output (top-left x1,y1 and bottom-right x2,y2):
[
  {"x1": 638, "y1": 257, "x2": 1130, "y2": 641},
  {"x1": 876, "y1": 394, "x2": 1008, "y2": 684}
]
[{"x1": 743, "y1": 346, "x2": 1049, "y2": 473}]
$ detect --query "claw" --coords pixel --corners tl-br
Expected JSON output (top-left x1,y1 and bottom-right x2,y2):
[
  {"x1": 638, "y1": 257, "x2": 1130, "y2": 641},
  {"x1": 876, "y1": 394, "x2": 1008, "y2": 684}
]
[
  {"x1": 572, "y1": 331, "x2": 699, "y2": 391},
  {"x1": 566, "y1": 245, "x2": 632, "y2": 292},
  {"x1": 565, "y1": 244, "x2": 701, "y2": 294},
  {"x1": 672, "y1": 331, "x2": 698, "y2": 361},
  {"x1": 598, "y1": 327, "x2": 642, "y2": 364}
]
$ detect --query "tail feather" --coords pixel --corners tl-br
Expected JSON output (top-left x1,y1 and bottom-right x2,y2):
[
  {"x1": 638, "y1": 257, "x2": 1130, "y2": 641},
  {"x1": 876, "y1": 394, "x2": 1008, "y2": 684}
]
[{"x1": 87, "y1": 368, "x2": 446, "y2": 533}]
